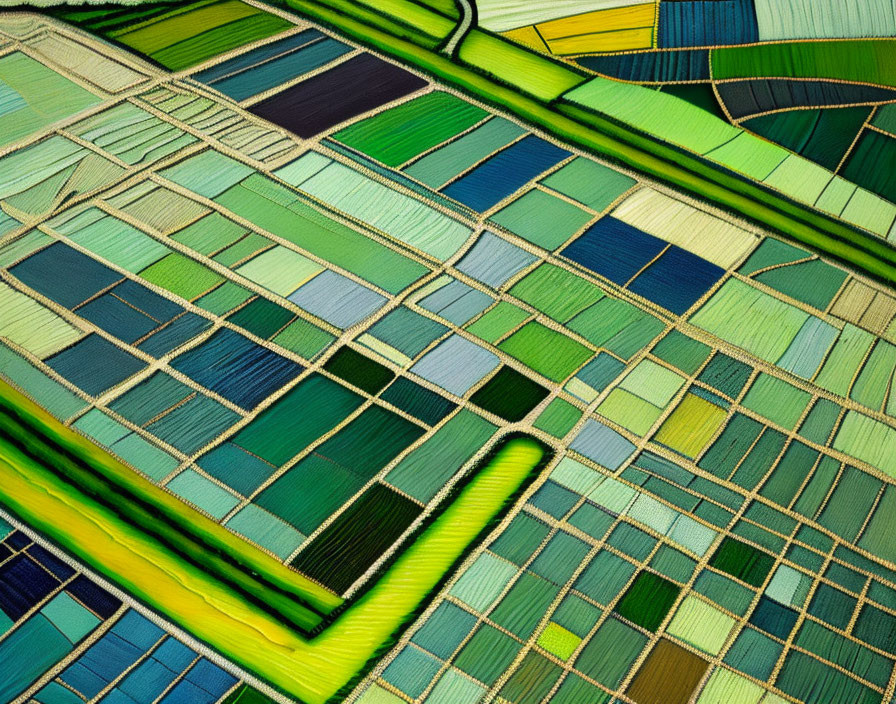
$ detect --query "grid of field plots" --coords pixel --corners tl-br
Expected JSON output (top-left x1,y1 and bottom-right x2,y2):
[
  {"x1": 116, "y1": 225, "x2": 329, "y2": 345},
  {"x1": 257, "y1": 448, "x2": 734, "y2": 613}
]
[
  {"x1": 0, "y1": 2, "x2": 895, "y2": 703},
  {"x1": 0, "y1": 511, "x2": 282, "y2": 704}
]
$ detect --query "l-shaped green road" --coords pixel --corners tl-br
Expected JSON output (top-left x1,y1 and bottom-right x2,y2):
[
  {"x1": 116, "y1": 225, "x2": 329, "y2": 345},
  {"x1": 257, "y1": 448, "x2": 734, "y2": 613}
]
[{"x1": 5, "y1": 0, "x2": 896, "y2": 701}]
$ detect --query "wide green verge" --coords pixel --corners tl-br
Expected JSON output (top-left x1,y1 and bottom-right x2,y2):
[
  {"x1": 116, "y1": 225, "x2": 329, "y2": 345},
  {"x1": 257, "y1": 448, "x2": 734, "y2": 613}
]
[
  {"x1": 282, "y1": 0, "x2": 896, "y2": 287},
  {"x1": 0, "y1": 379, "x2": 339, "y2": 629},
  {"x1": 0, "y1": 378, "x2": 547, "y2": 702}
]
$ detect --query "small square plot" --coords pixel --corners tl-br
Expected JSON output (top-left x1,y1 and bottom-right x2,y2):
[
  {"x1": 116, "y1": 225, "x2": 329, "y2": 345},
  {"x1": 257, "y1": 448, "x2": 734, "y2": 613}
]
[
  {"x1": 708, "y1": 537, "x2": 775, "y2": 588},
  {"x1": 410, "y1": 334, "x2": 500, "y2": 397},
  {"x1": 575, "y1": 550, "x2": 636, "y2": 606},
  {"x1": 449, "y1": 552, "x2": 517, "y2": 612},
  {"x1": 537, "y1": 622, "x2": 581, "y2": 660},
  {"x1": 614, "y1": 571, "x2": 680, "y2": 632},
  {"x1": 456, "y1": 231, "x2": 537, "y2": 288},
  {"x1": 807, "y1": 583, "x2": 857, "y2": 630},
  {"x1": 626, "y1": 639, "x2": 709, "y2": 704},
  {"x1": 627, "y1": 245, "x2": 724, "y2": 315},
  {"x1": 607, "y1": 523, "x2": 657, "y2": 562},
  {"x1": 490, "y1": 513, "x2": 551, "y2": 567},
  {"x1": 529, "y1": 481, "x2": 580, "y2": 519},
  {"x1": 570, "y1": 419, "x2": 636, "y2": 470},
  {"x1": 529, "y1": 531, "x2": 591, "y2": 586},
  {"x1": 697, "y1": 352, "x2": 752, "y2": 398},
  {"x1": 490, "y1": 571, "x2": 559, "y2": 639},
  {"x1": 567, "y1": 503, "x2": 615, "y2": 540},
  {"x1": 723, "y1": 626, "x2": 782, "y2": 681},
  {"x1": 562, "y1": 217, "x2": 666, "y2": 285},
  {"x1": 469, "y1": 365, "x2": 549, "y2": 422},
  {"x1": 651, "y1": 330, "x2": 711, "y2": 375},
  {"x1": 491, "y1": 188, "x2": 593, "y2": 250},
  {"x1": 533, "y1": 398, "x2": 582, "y2": 438},
  {"x1": 367, "y1": 306, "x2": 448, "y2": 359},
  {"x1": 10, "y1": 241, "x2": 120, "y2": 308},
  {"x1": 749, "y1": 596, "x2": 798, "y2": 640},
  {"x1": 666, "y1": 596, "x2": 736, "y2": 655},
  {"x1": 382, "y1": 647, "x2": 441, "y2": 699},
  {"x1": 575, "y1": 616, "x2": 647, "y2": 689},
  {"x1": 553, "y1": 593, "x2": 602, "y2": 638},
  {"x1": 650, "y1": 545, "x2": 697, "y2": 583},
  {"x1": 288, "y1": 270, "x2": 388, "y2": 329},
  {"x1": 411, "y1": 602, "x2": 477, "y2": 660},
  {"x1": 653, "y1": 393, "x2": 727, "y2": 459},
  {"x1": 454, "y1": 624, "x2": 522, "y2": 686},
  {"x1": 170, "y1": 328, "x2": 303, "y2": 410},
  {"x1": 419, "y1": 278, "x2": 494, "y2": 326}
]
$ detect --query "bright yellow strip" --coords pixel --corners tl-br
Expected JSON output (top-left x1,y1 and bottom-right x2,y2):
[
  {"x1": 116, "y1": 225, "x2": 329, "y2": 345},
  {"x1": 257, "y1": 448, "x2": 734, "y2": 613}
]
[
  {"x1": 0, "y1": 436, "x2": 311, "y2": 686},
  {"x1": 0, "y1": 381, "x2": 340, "y2": 618},
  {"x1": 548, "y1": 27, "x2": 655, "y2": 55},
  {"x1": 537, "y1": 3, "x2": 656, "y2": 41},
  {"x1": 501, "y1": 25, "x2": 549, "y2": 53},
  {"x1": 285, "y1": 437, "x2": 545, "y2": 702}
]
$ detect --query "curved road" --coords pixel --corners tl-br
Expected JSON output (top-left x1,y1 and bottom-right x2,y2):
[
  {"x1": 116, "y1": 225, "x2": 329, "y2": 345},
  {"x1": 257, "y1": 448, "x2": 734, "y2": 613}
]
[{"x1": 441, "y1": 0, "x2": 474, "y2": 56}]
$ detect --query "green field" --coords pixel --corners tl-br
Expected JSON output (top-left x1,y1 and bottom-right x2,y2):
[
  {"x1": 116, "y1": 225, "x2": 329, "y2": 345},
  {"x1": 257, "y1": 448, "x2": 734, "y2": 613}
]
[{"x1": 712, "y1": 39, "x2": 896, "y2": 86}]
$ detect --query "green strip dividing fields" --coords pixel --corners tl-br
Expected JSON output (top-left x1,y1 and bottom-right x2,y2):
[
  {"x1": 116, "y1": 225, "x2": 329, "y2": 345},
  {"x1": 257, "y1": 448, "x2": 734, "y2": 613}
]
[
  {"x1": 282, "y1": 0, "x2": 896, "y2": 287},
  {"x1": 712, "y1": 39, "x2": 896, "y2": 86},
  {"x1": 0, "y1": 378, "x2": 548, "y2": 702},
  {"x1": 0, "y1": 380, "x2": 339, "y2": 630}
]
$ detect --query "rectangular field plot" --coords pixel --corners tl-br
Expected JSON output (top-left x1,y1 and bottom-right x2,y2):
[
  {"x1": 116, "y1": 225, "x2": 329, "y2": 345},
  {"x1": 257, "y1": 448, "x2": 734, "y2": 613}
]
[
  {"x1": 192, "y1": 29, "x2": 353, "y2": 102},
  {"x1": 249, "y1": 53, "x2": 427, "y2": 138}
]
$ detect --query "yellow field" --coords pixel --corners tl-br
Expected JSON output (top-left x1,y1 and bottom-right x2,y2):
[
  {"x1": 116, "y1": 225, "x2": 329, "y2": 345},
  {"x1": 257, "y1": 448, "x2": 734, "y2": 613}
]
[{"x1": 501, "y1": 3, "x2": 656, "y2": 55}]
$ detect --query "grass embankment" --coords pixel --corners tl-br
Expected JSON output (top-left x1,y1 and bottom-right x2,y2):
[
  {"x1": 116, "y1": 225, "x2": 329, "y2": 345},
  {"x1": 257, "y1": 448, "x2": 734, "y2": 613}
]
[{"x1": 0, "y1": 378, "x2": 546, "y2": 701}]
